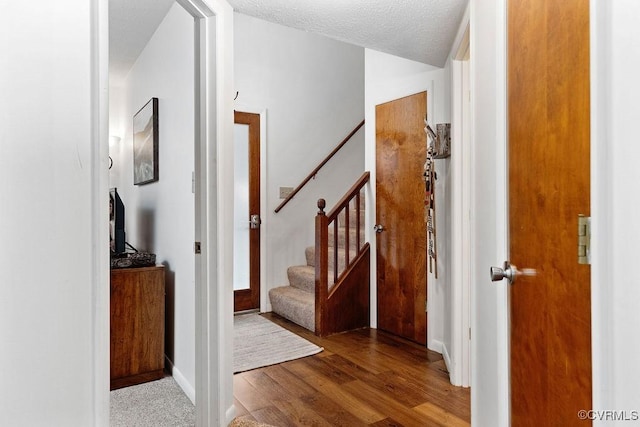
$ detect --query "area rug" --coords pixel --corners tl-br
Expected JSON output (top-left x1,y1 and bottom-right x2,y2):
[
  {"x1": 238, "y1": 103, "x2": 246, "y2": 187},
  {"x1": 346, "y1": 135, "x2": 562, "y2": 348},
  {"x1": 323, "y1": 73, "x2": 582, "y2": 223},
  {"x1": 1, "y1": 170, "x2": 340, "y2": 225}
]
[{"x1": 233, "y1": 313, "x2": 323, "y2": 373}]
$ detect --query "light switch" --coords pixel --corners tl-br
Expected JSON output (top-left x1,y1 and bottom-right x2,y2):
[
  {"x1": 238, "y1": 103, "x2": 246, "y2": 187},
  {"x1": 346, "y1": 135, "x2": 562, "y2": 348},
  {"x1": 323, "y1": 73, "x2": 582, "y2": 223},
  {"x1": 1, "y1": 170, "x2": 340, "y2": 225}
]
[{"x1": 279, "y1": 187, "x2": 294, "y2": 199}]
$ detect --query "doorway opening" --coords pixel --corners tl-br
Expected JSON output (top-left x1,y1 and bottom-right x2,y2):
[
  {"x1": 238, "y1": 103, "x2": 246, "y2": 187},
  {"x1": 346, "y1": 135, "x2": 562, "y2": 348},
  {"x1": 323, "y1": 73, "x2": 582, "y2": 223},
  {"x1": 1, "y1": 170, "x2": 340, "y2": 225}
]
[{"x1": 106, "y1": 0, "x2": 235, "y2": 424}]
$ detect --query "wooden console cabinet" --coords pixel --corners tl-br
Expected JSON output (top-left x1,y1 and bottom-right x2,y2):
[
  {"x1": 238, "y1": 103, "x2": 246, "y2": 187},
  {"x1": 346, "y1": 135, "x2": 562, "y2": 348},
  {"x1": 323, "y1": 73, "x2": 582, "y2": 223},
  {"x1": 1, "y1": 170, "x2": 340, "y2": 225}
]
[{"x1": 110, "y1": 265, "x2": 165, "y2": 390}]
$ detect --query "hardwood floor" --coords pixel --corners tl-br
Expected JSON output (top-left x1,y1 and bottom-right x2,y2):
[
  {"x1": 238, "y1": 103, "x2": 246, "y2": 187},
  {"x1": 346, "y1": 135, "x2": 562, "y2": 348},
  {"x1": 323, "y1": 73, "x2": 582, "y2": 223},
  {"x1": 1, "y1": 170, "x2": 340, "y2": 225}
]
[{"x1": 233, "y1": 313, "x2": 470, "y2": 426}]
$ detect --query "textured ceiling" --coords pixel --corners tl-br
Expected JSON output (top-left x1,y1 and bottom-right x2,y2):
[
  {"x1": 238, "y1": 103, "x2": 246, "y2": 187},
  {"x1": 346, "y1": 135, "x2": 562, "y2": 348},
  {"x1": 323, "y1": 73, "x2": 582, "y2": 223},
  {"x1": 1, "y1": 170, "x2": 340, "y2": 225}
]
[
  {"x1": 226, "y1": 0, "x2": 468, "y2": 67},
  {"x1": 109, "y1": 0, "x2": 468, "y2": 84}
]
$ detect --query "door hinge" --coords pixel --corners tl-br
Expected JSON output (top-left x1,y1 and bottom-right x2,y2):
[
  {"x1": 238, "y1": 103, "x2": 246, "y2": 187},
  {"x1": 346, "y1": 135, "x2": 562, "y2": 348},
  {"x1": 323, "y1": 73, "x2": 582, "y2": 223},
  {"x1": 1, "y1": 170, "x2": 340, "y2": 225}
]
[
  {"x1": 425, "y1": 300, "x2": 428, "y2": 313},
  {"x1": 194, "y1": 241, "x2": 201, "y2": 254},
  {"x1": 469, "y1": 328, "x2": 471, "y2": 340},
  {"x1": 578, "y1": 215, "x2": 591, "y2": 265}
]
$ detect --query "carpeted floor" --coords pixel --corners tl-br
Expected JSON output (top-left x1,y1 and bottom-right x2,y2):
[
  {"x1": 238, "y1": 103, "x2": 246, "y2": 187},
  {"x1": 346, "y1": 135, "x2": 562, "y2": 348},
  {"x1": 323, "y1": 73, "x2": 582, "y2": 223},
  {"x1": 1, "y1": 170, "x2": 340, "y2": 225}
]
[
  {"x1": 234, "y1": 313, "x2": 323, "y2": 373},
  {"x1": 110, "y1": 376, "x2": 195, "y2": 427},
  {"x1": 110, "y1": 376, "x2": 276, "y2": 427},
  {"x1": 110, "y1": 314, "x2": 316, "y2": 426}
]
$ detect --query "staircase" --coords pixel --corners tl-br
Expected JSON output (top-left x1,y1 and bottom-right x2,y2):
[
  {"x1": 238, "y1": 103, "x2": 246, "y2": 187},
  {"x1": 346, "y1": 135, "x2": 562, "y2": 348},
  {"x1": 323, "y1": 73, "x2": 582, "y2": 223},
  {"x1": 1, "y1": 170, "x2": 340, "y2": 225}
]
[{"x1": 269, "y1": 175, "x2": 369, "y2": 335}]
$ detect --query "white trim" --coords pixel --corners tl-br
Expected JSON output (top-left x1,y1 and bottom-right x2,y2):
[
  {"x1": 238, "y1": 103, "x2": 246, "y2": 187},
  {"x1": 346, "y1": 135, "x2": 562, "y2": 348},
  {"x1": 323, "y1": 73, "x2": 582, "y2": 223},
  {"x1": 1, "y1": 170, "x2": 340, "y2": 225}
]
[
  {"x1": 166, "y1": 357, "x2": 197, "y2": 404},
  {"x1": 214, "y1": 3, "x2": 235, "y2": 424},
  {"x1": 494, "y1": 1, "x2": 510, "y2": 421},
  {"x1": 259, "y1": 111, "x2": 269, "y2": 312},
  {"x1": 442, "y1": 342, "x2": 454, "y2": 375},
  {"x1": 460, "y1": 58, "x2": 471, "y2": 389},
  {"x1": 430, "y1": 339, "x2": 444, "y2": 355},
  {"x1": 92, "y1": 0, "x2": 110, "y2": 424},
  {"x1": 589, "y1": 0, "x2": 612, "y2": 417},
  {"x1": 422, "y1": 78, "x2": 437, "y2": 353},
  {"x1": 469, "y1": 0, "x2": 509, "y2": 424},
  {"x1": 449, "y1": 3, "x2": 471, "y2": 60},
  {"x1": 234, "y1": 106, "x2": 269, "y2": 312},
  {"x1": 176, "y1": 0, "x2": 235, "y2": 425},
  {"x1": 450, "y1": 20, "x2": 471, "y2": 387}
]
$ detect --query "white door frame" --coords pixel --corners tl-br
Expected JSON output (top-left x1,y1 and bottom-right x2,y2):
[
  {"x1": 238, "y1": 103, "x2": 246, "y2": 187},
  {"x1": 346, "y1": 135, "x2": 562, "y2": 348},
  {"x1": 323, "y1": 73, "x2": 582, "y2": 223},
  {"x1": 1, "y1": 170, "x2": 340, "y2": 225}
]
[
  {"x1": 177, "y1": 0, "x2": 235, "y2": 424},
  {"x1": 96, "y1": 0, "x2": 235, "y2": 425},
  {"x1": 469, "y1": 0, "x2": 510, "y2": 425},
  {"x1": 449, "y1": 13, "x2": 471, "y2": 387}
]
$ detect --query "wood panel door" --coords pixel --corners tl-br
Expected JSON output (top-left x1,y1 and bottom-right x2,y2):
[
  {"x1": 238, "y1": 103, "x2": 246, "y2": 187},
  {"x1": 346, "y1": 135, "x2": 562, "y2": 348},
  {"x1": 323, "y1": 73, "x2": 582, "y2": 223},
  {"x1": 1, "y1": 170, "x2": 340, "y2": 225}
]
[
  {"x1": 375, "y1": 92, "x2": 427, "y2": 345},
  {"x1": 234, "y1": 111, "x2": 261, "y2": 312},
  {"x1": 508, "y1": 0, "x2": 591, "y2": 424}
]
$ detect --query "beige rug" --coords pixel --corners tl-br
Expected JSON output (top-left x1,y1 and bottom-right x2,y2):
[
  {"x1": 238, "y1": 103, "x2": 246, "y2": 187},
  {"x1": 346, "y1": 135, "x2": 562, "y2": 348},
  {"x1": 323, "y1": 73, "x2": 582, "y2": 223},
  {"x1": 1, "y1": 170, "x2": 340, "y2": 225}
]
[{"x1": 233, "y1": 313, "x2": 323, "y2": 373}]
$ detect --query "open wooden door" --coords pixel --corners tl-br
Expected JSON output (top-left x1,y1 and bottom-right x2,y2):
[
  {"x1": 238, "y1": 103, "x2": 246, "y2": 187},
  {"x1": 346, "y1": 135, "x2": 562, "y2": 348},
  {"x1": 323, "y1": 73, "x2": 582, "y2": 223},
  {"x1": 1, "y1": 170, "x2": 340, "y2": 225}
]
[
  {"x1": 507, "y1": 0, "x2": 591, "y2": 423},
  {"x1": 233, "y1": 111, "x2": 261, "y2": 312},
  {"x1": 375, "y1": 92, "x2": 427, "y2": 345}
]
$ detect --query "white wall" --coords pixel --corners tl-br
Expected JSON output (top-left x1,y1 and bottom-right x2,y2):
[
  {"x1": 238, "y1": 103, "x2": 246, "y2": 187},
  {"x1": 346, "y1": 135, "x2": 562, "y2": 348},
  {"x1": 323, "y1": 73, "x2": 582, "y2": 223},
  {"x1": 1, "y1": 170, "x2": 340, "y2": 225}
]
[
  {"x1": 0, "y1": 0, "x2": 109, "y2": 425},
  {"x1": 109, "y1": 3, "x2": 196, "y2": 401},
  {"x1": 364, "y1": 49, "x2": 451, "y2": 353},
  {"x1": 233, "y1": 13, "x2": 365, "y2": 307},
  {"x1": 591, "y1": 0, "x2": 640, "y2": 421}
]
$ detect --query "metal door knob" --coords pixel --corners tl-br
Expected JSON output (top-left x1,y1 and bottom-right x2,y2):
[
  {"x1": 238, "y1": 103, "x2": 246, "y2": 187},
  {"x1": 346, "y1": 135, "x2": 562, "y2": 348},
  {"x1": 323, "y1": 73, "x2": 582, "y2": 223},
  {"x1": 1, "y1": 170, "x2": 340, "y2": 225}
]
[
  {"x1": 374, "y1": 224, "x2": 385, "y2": 233},
  {"x1": 490, "y1": 261, "x2": 537, "y2": 284},
  {"x1": 250, "y1": 214, "x2": 261, "y2": 229}
]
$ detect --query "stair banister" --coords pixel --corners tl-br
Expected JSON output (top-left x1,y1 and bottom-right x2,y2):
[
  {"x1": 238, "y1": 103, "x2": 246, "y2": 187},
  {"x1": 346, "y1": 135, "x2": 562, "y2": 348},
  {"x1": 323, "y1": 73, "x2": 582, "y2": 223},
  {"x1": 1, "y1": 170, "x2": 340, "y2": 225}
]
[
  {"x1": 274, "y1": 120, "x2": 365, "y2": 213},
  {"x1": 315, "y1": 171, "x2": 370, "y2": 337},
  {"x1": 315, "y1": 199, "x2": 329, "y2": 334}
]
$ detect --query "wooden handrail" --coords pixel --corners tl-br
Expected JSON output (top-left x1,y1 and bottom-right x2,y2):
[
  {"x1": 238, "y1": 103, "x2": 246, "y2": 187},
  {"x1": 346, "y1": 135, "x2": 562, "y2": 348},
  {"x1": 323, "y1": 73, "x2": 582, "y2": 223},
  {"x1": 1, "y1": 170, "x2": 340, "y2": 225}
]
[
  {"x1": 274, "y1": 120, "x2": 365, "y2": 213},
  {"x1": 326, "y1": 172, "x2": 370, "y2": 221}
]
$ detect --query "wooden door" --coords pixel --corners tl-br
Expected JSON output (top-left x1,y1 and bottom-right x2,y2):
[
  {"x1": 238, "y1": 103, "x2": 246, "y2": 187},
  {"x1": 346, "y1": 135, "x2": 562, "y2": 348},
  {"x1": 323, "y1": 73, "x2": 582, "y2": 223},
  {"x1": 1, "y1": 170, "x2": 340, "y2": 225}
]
[
  {"x1": 233, "y1": 111, "x2": 261, "y2": 312},
  {"x1": 375, "y1": 92, "x2": 427, "y2": 345},
  {"x1": 508, "y1": 0, "x2": 591, "y2": 424}
]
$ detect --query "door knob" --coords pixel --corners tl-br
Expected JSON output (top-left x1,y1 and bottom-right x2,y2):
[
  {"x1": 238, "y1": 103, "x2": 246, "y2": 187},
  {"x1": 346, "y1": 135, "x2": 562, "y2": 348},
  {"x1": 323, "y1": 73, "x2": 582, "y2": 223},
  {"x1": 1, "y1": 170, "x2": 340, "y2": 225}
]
[
  {"x1": 490, "y1": 261, "x2": 537, "y2": 284},
  {"x1": 374, "y1": 224, "x2": 385, "y2": 233},
  {"x1": 250, "y1": 214, "x2": 261, "y2": 229}
]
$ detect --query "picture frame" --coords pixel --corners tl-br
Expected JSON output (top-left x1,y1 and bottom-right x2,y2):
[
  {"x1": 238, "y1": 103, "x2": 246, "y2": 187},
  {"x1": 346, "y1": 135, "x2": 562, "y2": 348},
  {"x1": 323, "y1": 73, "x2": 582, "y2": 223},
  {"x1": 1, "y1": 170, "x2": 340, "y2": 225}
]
[{"x1": 133, "y1": 97, "x2": 159, "y2": 185}]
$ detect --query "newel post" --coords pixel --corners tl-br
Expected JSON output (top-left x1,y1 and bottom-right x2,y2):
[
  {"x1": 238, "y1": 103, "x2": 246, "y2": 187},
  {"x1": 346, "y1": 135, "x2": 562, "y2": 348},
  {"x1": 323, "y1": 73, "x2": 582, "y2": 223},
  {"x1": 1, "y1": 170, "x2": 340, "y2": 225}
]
[{"x1": 315, "y1": 198, "x2": 329, "y2": 336}]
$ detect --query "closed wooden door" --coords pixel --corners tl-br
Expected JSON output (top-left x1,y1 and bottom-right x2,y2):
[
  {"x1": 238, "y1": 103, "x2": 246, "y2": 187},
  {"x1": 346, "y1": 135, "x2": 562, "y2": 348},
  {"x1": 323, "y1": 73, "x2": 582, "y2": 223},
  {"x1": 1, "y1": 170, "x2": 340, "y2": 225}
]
[
  {"x1": 508, "y1": 0, "x2": 591, "y2": 424},
  {"x1": 375, "y1": 92, "x2": 427, "y2": 345},
  {"x1": 233, "y1": 111, "x2": 261, "y2": 312}
]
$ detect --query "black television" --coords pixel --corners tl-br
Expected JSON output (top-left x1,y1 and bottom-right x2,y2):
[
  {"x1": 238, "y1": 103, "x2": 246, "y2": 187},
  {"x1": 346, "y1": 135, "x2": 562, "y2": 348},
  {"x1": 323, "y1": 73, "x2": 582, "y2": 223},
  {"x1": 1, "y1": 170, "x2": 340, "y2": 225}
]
[{"x1": 109, "y1": 188, "x2": 126, "y2": 254}]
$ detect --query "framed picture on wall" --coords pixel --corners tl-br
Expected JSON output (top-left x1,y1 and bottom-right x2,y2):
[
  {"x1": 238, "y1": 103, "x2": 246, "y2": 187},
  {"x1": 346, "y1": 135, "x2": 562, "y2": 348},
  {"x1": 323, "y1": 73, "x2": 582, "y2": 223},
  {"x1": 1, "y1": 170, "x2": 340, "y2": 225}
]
[{"x1": 133, "y1": 97, "x2": 159, "y2": 185}]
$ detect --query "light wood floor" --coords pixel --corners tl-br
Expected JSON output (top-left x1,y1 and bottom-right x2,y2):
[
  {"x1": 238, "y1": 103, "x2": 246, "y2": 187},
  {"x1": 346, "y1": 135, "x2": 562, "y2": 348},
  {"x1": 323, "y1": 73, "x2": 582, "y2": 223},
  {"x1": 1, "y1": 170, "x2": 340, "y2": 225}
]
[{"x1": 233, "y1": 313, "x2": 470, "y2": 426}]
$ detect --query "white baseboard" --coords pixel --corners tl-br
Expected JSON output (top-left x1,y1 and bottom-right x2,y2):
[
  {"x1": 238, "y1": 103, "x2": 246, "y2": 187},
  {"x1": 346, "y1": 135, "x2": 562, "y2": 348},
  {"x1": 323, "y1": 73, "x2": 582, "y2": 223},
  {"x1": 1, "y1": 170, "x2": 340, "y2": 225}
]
[
  {"x1": 225, "y1": 405, "x2": 237, "y2": 425},
  {"x1": 165, "y1": 356, "x2": 195, "y2": 405},
  {"x1": 442, "y1": 343, "x2": 457, "y2": 385},
  {"x1": 428, "y1": 338, "x2": 443, "y2": 354}
]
